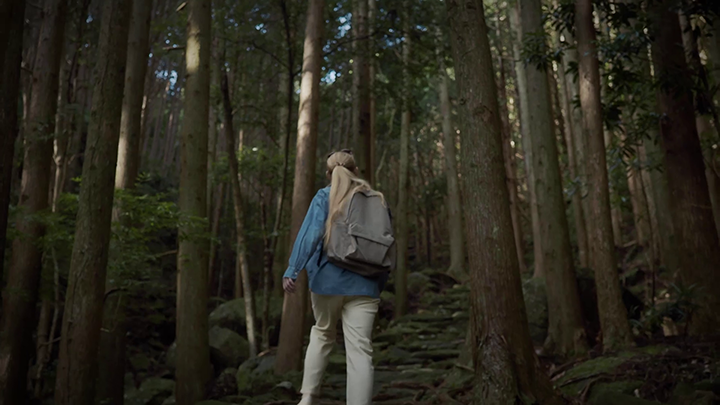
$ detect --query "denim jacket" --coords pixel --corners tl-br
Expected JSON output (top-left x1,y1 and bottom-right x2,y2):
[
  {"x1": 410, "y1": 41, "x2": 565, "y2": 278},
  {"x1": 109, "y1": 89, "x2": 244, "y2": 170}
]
[{"x1": 283, "y1": 186, "x2": 387, "y2": 298}]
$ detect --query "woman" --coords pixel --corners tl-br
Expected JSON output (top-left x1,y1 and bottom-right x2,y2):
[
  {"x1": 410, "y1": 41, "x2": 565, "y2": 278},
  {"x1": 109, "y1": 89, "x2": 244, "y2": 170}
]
[{"x1": 283, "y1": 149, "x2": 388, "y2": 405}]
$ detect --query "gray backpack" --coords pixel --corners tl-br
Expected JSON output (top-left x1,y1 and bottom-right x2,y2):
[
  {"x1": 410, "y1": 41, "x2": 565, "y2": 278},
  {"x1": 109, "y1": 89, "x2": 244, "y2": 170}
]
[{"x1": 326, "y1": 189, "x2": 396, "y2": 277}]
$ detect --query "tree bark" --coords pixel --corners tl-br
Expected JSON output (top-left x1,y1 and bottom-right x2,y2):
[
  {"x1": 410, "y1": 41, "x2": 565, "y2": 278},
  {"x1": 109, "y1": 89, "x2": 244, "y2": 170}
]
[
  {"x1": 352, "y1": 0, "x2": 372, "y2": 183},
  {"x1": 575, "y1": 0, "x2": 633, "y2": 350},
  {"x1": 368, "y1": 0, "x2": 377, "y2": 186},
  {"x1": 493, "y1": 9, "x2": 526, "y2": 274},
  {"x1": 436, "y1": 29, "x2": 466, "y2": 278},
  {"x1": 554, "y1": 28, "x2": 589, "y2": 269},
  {"x1": 509, "y1": 1, "x2": 542, "y2": 277},
  {"x1": 53, "y1": 1, "x2": 132, "y2": 404},
  {"x1": 649, "y1": 0, "x2": 720, "y2": 336},
  {"x1": 274, "y1": 0, "x2": 324, "y2": 375},
  {"x1": 445, "y1": 1, "x2": 565, "y2": 403},
  {"x1": 394, "y1": 0, "x2": 411, "y2": 318},
  {"x1": 678, "y1": 12, "x2": 720, "y2": 240},
  {"x1": 0, "y1": 0, "x2": 68, "y2": 403},
  {"x1": 95, "y1": 2, "x2": 154, "y2": 403},
  {"x1": 518, "y1": 0, "x2": 587, "y2": 356},
  {"x1": 175, "y1": 0, "x2": 212, "y2": 403},
  {"x1": 115, "y1": 0, "x2": 153, "y2": 191},
  {"x1": 561, "y1": 29, "x2": 593, "y2": 267},
  {"x1": 0, "y1": 0, "x2": 25, "y2": 305},
  {"x1": 220, "y1": 43, "x2": 258, "y2": 358}
]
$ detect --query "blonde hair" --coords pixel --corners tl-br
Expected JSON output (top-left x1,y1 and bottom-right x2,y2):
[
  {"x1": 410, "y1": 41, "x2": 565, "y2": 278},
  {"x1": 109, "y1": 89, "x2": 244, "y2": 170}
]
[{"x1": 324, "y1": 150, "x2": 383, "y2": 245}]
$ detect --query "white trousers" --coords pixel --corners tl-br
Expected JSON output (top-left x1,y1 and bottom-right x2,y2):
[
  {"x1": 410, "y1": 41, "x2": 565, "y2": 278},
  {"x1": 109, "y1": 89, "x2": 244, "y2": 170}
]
[{"x1": 300, "y1": 293, "x2": 380, "y2": 405}]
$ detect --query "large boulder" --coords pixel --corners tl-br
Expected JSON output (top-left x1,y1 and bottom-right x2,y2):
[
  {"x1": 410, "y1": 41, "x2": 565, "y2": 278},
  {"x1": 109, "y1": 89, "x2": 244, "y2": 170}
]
[
  {"x1": 522, "y1": 276, "x2": 548, "y2": 344},
  {"x1": 165, "y1": 327, "x2": 250, "y2": 373},
  {"x1": 209, "y1": 326, "x2": 250, "y2": 369},
  {"x1": 125, "y1": 377, "x2": 175, "y2": 405},
  {"x1": 407, "y1": 272, "x2": 432, "y2": 295},
  {"x1": 236, "y1": 354, "x2": 277, "y2": 395},
  {"x1": 208, "y1": 296, "x2": 284, "y2": 345},
  {"x1": 209, "y1": 299, "x2": 246, "y2": 332}
]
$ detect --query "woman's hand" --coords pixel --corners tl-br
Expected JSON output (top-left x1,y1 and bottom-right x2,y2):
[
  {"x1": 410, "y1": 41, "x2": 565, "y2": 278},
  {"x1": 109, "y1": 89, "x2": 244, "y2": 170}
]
[{"x1": 283, "y1": 277, "x2": 296, "y2": 294}]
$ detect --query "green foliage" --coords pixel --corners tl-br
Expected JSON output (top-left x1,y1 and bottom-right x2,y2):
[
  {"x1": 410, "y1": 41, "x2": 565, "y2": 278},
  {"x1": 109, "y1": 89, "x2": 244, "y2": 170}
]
[
  {"x1": 109, "y1": 189, "x2": 184, "y2": 286},
  {"x1": 631, "y1": 283, "x2": 702, "y2": 338}
]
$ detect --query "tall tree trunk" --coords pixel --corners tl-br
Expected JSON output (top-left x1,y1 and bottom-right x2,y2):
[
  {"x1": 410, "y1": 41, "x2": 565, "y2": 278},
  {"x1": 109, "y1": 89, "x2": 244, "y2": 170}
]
[
  {"x1": 274, "y1": 0, "x2": 324, "y2": 375},
  {"x1": 352, "y1": 0, "x2": 372, "y2": 183},
  {"x1": 0, "y1": 0, "x2": 26, "y2": 304},
  {"x1": 518, "y1": 0, "x2": 587, "y2": 356},
  {"x1": 436, "y1": 29, "x2": 465, "y2": 278},
  {"x1": 575, "y1": 0, "x2": 633, "y2": 350},
  {"x1": 509, "y1": 2, "x2": 542, "y2": 277},
  {"x1": 561, "y1": 29, "x2": 593, "y2": 268},
  {"x1": 36, "y1": 16, "x2": 88, "y2": 387},
  {"x1": 368, "y1": 0, "x2": 377, "y2": 186},
  {"x1": 220, "y1": 42, "x2": 258, "y2": 358},
  {"x1": 53, "y1": 1, "x2": 132, "y2": 404},
  {"x1": 394, "y1": 0, "x2": 411, "y2": 318},
  {"x1": 116, "y1": 0, "x2": 153, "y2": 192},
  {"x1": 493, "y1": 10, "x2": 526, "y2": 274},
  {"x1": 554, "y1": 29, "x2": 589, "y2": 269},
  {"x1": 445, "y1": 1, "x2": 565, "y2": 403},
  {"x1": 175, "y1": 0, "x2": 212, "y2": 403},
  {"x1": 649, "y1": 0, "x2": 720, "y2": 336},
  {"x1": 95, "y1": 1, "x2": 154, "y2": 403},
  {"x1": 0, "y1": 0, "x2": 68, "y2": 403},
  {"x1": 678, "y1": 13, "x2": 720, "y2": 240}
]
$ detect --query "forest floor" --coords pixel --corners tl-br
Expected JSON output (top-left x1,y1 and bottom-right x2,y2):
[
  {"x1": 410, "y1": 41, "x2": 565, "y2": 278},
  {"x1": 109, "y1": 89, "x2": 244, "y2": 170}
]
[
  {"x1": 116, "y1": 268, "x2": 720, "y2": 405},
  {"x1": 200, "y1": 270, "x2": 720, "y2": 405}
]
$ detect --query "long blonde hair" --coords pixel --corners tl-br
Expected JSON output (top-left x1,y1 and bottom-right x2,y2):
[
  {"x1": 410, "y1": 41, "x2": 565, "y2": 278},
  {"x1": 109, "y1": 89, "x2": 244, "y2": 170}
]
[{"x1": 324, "y1": 150, "x2": 383, "y2": 245}]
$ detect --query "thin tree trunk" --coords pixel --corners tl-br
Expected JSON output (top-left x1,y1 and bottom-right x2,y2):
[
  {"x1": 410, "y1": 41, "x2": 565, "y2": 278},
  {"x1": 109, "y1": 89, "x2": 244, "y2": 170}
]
[
  {"x1": 208, "y1": 182, "x2": 225, "y2": 289},
  {"x1": 493, "y1": 11, "x2": 526, "y2": 274},
  {"x1": 649, "y1": 1, "x2": 720, "y2": 336},
  {"x1": 554, "y1": 28, "x2": 589, "y2": 269},
  {"x1": 175, "y1": 0, "x2": 212, "y2": 403},
  {"x1": 627, "y1": 149, "x2": 651, "y2": 249},
  {"x1": 518, "y1": 0, "x2": 587, "y2": 356},
  {"x1": 352, "y1": 0, "x2": 372, "y2": 183},
  {"x1": 575, "y1": 0, "x2": 633, "y2": 350},
  {"x1": 274, "y1": 0, "x2": 324, "y2": 375},
  {"x1": 394, "y1": 0, "x2": 411, "y2": 318},
  {"x1": 368, "y1": 0, "x2": 377, "y2": 186},
  {"x1": 0, "y1": 1, "x2": 68, "y2": 403},
  {"x1": 150, "y1": 81, "x2": 170, "y2": 162},
  {"x1": 36, "y1": 34, "x2": 82, "y2": 390},
  {"x1": 53, "y1": 2, "x2": 132, "y2": 404},
  {"x1": 220, "y1": 44, "x2": 258, "y2": 358},
  {"x1": 509, "y1": 2, "x2": 542, "y2": 277},
  {"x1": 115, "y1": 0, "x2": 153, "y2": 192},
  {"x1": 436, "y1": 29, "x2": 465, "y2": 278},
  {"x1": 445, "y1": 1, "x2": 565, "y2": 403},
  {"x1": 0, "y1": 0, "x2": 26, "y2": 308}
]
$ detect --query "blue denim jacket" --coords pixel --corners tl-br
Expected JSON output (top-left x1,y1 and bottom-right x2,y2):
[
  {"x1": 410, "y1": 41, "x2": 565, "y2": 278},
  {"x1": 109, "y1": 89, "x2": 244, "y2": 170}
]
[{"x1": 283, "y1": 186, "x2": 387, "y2": 298}]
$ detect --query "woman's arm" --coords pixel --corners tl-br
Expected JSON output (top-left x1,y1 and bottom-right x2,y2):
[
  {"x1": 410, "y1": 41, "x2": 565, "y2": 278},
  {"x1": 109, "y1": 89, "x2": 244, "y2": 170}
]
[{"x1": 283, "y1": 191, "x2": 328, "y2": 280}]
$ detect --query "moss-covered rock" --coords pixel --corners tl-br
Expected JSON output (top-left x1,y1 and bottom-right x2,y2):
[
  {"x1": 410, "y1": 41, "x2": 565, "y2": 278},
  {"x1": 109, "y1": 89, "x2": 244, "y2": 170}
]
[
  {"x1": 235, "y1": 353, "x2": 302, "y2": 397},
  {"x1": 590, "y1": 392, "x2": 661, "y2": 405},
  {"x1": 209, "y1": 326, "x2": 249, "y2": 369},
  {"x1": 557, "y1": 356, "x2": 631, "y2": 396},
  {"x1": 587, "y1": 381, "x2": 644, "y2": 404},
  {"x1": 208, "y1": 296, "x2": 283, "y2": 338},
  {"x1": 125, "y1": 377, "x2": 175, "y2": 405},
  {"x1": 522, "y1": 276, "x2": 548, "y2": 344},
  {"x1": 407, "y1": 272, "x2": 432, "y2": 295}
]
